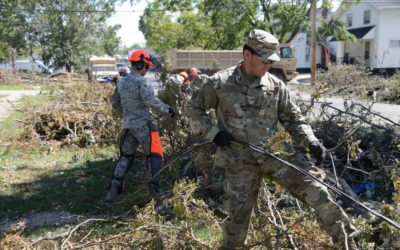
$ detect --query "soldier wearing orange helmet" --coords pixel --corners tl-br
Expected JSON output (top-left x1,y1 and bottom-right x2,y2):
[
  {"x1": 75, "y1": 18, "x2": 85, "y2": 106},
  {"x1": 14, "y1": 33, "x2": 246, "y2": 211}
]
[
  {"x1": 105, "y1": 49, "x2": 176, "y2": 202},
  {"x1": 186, "y1": 67, "x2": 209, "y2": 98}
]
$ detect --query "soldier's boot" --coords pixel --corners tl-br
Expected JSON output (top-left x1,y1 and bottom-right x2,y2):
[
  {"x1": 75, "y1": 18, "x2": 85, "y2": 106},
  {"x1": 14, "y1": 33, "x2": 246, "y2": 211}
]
[
  {"x1": 105, "y1": 180, "x2": 121, "y2": 203},
  {"x1": 149, "y1": 181, "x2": 162, "y2": 199}
]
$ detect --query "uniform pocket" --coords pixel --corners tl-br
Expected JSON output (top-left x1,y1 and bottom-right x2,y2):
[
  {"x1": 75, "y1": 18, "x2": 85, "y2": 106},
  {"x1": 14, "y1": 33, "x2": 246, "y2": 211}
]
[
  {"x1": 221, "y1": 92, "x2": 246, "y2": 117},
  {"x1": 259, "y1": 90, "x2": 278, "y2": 120}
]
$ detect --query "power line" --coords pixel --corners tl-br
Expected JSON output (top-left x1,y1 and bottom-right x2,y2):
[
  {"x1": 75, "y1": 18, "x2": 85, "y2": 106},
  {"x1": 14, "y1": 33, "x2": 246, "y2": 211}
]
[
  {"x1": 0, "y1": 2, "x2": 267, "y2": 14},
  {"x1": 1, "y1": 7, "x2": 197, "y2": 14},
  {"x1": 3, "y1": 1, "x2": 397, "y2": 14}
]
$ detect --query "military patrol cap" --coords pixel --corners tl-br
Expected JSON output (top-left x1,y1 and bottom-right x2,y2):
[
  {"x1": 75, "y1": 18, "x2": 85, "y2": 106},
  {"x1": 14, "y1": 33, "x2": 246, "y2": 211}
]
[{"x1": 245, "y1": 29, "x2": 280, "y2": 62}]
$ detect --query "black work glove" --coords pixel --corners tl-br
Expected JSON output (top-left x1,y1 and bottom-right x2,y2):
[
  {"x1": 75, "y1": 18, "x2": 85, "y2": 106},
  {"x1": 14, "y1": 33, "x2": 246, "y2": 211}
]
[
  {"x1": 168, "y1": 107, "x2": 176, "y2": 118},
  {"x1": 309, "y1": 140, "x2": 327, "y2": 166},
  {"x1": 213, "y1": 131, "x2": 234, "y2": 146}
]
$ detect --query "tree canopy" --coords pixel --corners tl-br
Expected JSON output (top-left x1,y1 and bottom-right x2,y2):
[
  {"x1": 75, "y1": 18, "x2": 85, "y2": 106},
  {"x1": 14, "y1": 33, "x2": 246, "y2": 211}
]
[
  {"x1": 139, "y1": 0, "x2": 354, "y2": 54},
  {"x1": 0, "y1": 0, "x2": 125, "y2": 71}
]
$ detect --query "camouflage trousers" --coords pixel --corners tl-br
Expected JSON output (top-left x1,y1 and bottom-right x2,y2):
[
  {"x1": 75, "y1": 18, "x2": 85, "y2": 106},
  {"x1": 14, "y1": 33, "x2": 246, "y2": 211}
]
[
  {"x1": 216, "y1": 144, "x2": 357, "y2": 249},
  {"x1": 110, "y1": 121, "x2": 163, "y2": 193}
]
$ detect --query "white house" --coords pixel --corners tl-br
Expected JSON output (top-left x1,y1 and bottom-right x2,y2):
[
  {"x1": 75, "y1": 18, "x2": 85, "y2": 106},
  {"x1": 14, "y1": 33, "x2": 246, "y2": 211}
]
[
  {"x1": 330, "y1": 0, "x2": 400, "y2": 72},
  {"x1": 292, "y1": 8, "x2": 331, "y2": 72},
  {"x1": 292, "y1": 32, "x2": 323, "y2": 72}
]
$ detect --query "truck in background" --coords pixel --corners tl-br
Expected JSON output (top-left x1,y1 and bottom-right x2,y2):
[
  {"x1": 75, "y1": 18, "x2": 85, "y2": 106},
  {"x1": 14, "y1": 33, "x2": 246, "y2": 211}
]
[
  {"x1": 166, "y1": 44, "x2": 297, "y2": 82},
  {"x1": 87, "y1": 56, "x2": 119, "y2": 82}
]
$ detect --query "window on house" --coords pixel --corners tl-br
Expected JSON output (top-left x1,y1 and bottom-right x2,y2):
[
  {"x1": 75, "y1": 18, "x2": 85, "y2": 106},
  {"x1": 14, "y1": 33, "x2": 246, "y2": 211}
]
[
  {"x1": 306, "y1": 32, "x2": 311, "y2": 45},
  {"x1": 305, "y1": 47, "x2": 310, "y2": 62},
  {"x1": 347, "y1": 14, "x2": 353, "y2": 27},
  {"x1": 390, "y1": 40, "x2": 400, "y2": 48},
  {"x1": 364, "y1": 41, "x2": 370, "y2": 60},
  {"x1": 364, "y1": 10, "x2": 371, "y2": 24}
]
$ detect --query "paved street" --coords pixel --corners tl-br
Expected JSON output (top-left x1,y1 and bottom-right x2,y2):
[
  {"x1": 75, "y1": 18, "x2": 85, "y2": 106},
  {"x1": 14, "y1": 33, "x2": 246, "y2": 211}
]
[
  {"x1": 287, "y1": 74, "x2": 400, "y2": 124},
  {"x1": 294, "y1": 93, "x2": 400, "y2": 124}
]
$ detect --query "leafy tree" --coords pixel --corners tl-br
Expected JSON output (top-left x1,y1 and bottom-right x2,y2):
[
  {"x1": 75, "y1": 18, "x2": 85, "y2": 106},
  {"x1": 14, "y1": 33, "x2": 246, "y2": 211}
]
[
  {"x1": 0, "y1": 0, "x2": 31, "y2": 62},
  {"x1": 318, "y1": 18, "x2": 356, "y2": 42},
  {"x1": 0, "y1": 0, "x2": 126, "y2": 71},
  {"x1": 30, "y1": 0, "x2": 124, "y2": 71},
  {"x1": 139, "y1": 0, "x2": 354, "y2": 54},
  {"x1": 101, "y1": 24, "x2": 122, "y2": 57},
  {"x1": 139, "y1": 1, "x2": 186, "y2": 53}
]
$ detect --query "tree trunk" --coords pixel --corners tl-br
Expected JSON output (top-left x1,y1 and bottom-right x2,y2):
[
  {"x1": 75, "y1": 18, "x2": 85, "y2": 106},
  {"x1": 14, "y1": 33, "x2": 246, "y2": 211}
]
[
  {"x1": 311, "y1": 0, "x2": 317, "y2": 85},
  {"x1": 9, "y1": 47, "x2": 16, "y2": 73}
]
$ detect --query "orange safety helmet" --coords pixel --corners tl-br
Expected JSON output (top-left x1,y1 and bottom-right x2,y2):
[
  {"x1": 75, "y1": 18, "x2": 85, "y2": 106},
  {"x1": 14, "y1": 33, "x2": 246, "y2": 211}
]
[
  {"x1": 188, "y1": 67, "x2": 199, "y2": 77},
  {"x1": 129, "y1": 50, "x2": 153, "y2": 66},
  {"x1": 179, "y1": 71, "x2": 190, "y2": 86}
]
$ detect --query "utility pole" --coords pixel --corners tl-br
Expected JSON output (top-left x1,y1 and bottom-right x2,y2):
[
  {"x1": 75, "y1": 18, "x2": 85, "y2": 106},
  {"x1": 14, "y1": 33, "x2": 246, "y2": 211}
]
[{"x1": 311, "y1": 0, "x2": 317, "y2": 85}]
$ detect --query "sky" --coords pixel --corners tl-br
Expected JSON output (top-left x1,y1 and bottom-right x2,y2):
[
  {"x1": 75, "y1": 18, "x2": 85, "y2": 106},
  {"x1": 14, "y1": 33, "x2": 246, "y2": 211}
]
[
  {"x1": 108, "y1": 0, "x2": 148, "y2": 47},
  {"x1": 109, "y1": 0, "x2": 342, "y2": 48}
]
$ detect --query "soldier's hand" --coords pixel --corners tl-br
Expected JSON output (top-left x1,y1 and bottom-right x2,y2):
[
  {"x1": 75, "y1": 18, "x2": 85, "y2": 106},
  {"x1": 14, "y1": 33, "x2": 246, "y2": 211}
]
[
  {"x1": 309, "y1": 140, "x2": 327, "y2": 166},
  {"x1": 213, "y1": 131, "x2": 234, "y2": 146},
  {"x1": 168, "y1": 107, "x2": 176, "y2": 118}
]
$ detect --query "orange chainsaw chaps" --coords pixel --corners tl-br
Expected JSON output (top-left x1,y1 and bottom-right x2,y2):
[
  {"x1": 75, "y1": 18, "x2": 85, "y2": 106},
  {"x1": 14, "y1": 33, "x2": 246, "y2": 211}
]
[{"x1": 150, "y1": 131, "x2": 164, "y2": 160}]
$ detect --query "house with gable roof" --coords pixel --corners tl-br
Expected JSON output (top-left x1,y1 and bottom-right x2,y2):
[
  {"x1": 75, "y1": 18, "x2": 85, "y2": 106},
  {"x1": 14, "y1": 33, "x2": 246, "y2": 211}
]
[
  {"x1": 330, "y1": 0, "x2": 400, "y2": 73},
  {"x1": 292, "y1": 0, "x2": 400, "y2": 73}
]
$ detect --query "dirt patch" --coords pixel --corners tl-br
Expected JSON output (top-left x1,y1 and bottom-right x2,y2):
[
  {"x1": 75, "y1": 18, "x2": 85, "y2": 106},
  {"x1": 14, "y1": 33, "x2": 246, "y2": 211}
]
[{"x1": 0, "y1": 211, "x2": 79, "y2": 234}]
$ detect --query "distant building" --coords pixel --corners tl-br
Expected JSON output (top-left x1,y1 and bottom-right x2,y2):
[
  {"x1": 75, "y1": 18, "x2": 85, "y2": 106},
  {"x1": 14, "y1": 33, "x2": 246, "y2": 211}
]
[
  {"x1": 292, "y1": 8, "x2": 332, "y2": 72},
  {"x1": 330, "y1": 0, "x2": 400, "y2": 73},
  {"x1": 292, "y1": 1, "x2": 400, "y2": 74}
]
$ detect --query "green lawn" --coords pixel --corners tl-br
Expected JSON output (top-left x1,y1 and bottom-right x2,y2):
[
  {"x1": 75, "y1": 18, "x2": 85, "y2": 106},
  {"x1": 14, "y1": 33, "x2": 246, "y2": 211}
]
[{"x1": 0, "y1": 84, "x2": 37, "y2": 90}]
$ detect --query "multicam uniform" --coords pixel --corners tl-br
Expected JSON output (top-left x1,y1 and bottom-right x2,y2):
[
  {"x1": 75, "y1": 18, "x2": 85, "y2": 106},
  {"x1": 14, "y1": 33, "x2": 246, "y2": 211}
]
[
  {"x1": 188, "y1": 73, "x2": 209, "y2": 99},
  {"x1": 186, "y1": 63, "x2": 357, "y2": 249},
  {"x1": 159, "y1": 73, "x2": 208, "y2": 112},
  {"x1": 110, "y1": 71, "x2": 170, "y2": 194}
]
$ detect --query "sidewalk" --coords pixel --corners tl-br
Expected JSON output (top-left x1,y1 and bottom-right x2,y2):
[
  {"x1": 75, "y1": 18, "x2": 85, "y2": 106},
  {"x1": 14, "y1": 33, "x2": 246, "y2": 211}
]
[
  {"x1": 0, "y1": 88, "x2": 41, "y2": 121},
  {"x1": 287, "y1": 73, "x2": 311, "y2": 85}
]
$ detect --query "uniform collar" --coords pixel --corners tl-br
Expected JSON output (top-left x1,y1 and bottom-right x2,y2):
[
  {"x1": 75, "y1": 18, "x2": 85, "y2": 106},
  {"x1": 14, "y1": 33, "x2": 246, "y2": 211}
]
[{"x1": 234, "y1": 62, "x2": 264, "y2": 88}]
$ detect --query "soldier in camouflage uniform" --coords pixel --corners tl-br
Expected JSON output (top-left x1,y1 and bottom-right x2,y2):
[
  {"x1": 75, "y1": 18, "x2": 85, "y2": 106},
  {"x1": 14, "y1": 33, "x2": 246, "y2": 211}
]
[
  {"x1": 159, "y1": 70, "x2": 208, "y2": 113},
  {"x1": 188, "y1": 67, "x2": 209, "y2": 99},
  {"x1": 105, "y1": 50, "x2": 176, "y2": 202},
  {"x1": 186, "y1": 29, "x2": 358, "y2": 250}
]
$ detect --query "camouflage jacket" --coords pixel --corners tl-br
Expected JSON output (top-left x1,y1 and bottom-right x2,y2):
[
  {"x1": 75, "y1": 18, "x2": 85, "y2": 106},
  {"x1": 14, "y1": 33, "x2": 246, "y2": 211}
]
[
  {"x1": 111, "y1": 71, "x2": 170, "y2": 129},
  {"x1": 186, "y1": 64, "x2": 317, "y2": 147},
  {"x1": 191, "y1": 74, "x2": 209, "y2": 90},
  {"x1": 188, "y1": 74, "x2": 209, "y2": 100}
]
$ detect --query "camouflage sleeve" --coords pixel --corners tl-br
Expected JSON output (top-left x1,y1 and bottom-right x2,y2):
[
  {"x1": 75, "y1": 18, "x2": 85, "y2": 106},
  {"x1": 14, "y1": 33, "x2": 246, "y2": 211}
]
[
  {"x1": 277, "y1": 82, "x2": 318, "y2": 147},
  {"x1": 111, "y1": 85, "x2": 122, "y2": 112},
  {"x1": 192, "y1": 74, "x2": 209, "y2": 89},
  {"x1": 185, "y1": 78, "x2": 220, "y2": 141},
  {"x1": 139, "y1": 78, "x2": 170, "y2": 114}
]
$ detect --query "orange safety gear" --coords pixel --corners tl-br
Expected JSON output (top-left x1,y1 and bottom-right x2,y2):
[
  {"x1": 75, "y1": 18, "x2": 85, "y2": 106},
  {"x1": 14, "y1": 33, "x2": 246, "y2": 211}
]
[
  {"x1": 179, "y1": 71, "x2": 190, "y2": 85},
  {"x1": 179, "y1": 71, "x2": 189, "y2": 80},
  {"x1": 150, "y1": 130, "x2": 164, "y2": 160},
  {"x1": 129, "y1": 50, "x2": 153, "y2": 66},
  {"x1": 189, "y1": 67, "x2": 199, "y2": 77}
]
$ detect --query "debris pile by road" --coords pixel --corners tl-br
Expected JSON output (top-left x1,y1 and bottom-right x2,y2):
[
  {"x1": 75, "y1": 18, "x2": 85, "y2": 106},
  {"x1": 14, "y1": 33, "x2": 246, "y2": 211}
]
[
  {"x1": 23, "y1": 82, "x2": 120, "y2": 147},
  {"x1": 304, "y1": 65, "x2": 400, "y2": 104}
]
